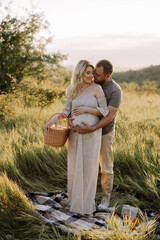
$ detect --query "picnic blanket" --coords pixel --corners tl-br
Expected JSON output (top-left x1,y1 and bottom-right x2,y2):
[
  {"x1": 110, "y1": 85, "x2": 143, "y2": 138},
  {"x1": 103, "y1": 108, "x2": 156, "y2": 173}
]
[{"x1": 27, "y1": 191, "x2": 160, "y2": 238}]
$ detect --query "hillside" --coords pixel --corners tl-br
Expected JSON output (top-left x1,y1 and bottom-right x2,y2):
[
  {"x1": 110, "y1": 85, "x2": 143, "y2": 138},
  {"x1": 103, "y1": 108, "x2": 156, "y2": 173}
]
[{"x1": 112, "y1": 65, "x2": 160, "y2": 86}]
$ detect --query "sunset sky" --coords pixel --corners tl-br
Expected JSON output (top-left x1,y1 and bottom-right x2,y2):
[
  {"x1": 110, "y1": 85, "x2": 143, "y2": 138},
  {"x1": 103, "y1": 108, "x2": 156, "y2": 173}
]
[{"x1": 2, "y1": 0, "x2": 160, "y2": 71}]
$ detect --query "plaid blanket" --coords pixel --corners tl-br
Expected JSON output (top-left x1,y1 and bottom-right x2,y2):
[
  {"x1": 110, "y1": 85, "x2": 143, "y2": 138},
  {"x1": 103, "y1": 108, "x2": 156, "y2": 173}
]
[{"x1": 27, "y1": 191, "x2": 160, "y2": 238}]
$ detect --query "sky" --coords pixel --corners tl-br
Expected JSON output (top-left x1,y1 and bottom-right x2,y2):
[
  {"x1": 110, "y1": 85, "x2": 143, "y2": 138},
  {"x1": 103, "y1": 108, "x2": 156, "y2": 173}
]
[{"x1": 1, "y1": 0, "x2": 160, "y2": 71}]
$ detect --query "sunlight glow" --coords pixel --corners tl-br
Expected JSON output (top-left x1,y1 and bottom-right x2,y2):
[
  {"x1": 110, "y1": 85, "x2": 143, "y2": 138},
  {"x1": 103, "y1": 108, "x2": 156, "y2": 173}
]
[{"x1": 2, "y1": 0, "x2": 160, "y2": 70}]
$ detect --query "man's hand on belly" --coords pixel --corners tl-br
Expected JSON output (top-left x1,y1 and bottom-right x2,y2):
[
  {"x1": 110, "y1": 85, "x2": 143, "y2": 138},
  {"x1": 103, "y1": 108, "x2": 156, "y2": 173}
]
[{"x1": 76, "y1": 122, "x2": 95, "y2": 134}]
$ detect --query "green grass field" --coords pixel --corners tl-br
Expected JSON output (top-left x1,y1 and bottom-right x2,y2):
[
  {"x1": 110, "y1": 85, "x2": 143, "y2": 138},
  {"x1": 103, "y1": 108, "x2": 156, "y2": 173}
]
[{"x1": 0, "y1": 89, "x2": 160, "y2": 239}]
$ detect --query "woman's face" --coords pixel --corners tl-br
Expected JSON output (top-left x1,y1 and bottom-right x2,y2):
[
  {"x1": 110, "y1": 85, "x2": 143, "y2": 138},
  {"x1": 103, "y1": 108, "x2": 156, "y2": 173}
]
[{"x1": 82, "y1": 66, "x2": 94, "y2": 85}]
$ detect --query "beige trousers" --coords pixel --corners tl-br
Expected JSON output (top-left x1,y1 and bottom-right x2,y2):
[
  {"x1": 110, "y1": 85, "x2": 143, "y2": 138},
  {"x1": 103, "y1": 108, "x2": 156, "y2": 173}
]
[{"x1": 100, "y1": 129, "x2": 115, "y2": 201}]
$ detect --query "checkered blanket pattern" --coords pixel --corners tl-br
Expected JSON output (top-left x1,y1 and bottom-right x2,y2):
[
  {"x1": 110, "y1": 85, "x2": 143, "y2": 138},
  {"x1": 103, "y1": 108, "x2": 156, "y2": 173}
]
[{"x1": 27, "y1": 191, "x2": 160, "y2": 237}]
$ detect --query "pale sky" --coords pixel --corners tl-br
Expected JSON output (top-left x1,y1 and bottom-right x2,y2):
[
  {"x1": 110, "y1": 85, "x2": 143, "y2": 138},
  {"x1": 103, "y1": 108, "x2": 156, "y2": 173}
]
[{"x1": 1, "y1": 0, "x2": 160, "y2": 71}]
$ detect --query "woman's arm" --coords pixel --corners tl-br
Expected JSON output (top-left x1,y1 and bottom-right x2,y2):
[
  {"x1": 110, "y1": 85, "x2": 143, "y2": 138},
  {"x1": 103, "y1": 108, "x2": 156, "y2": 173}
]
[
  {"x1": 73, "y1": 106, "x2": 101, "y2": 116},
  {"x1": 44, "y1": 86, "x2": 72, "y2": 129}
]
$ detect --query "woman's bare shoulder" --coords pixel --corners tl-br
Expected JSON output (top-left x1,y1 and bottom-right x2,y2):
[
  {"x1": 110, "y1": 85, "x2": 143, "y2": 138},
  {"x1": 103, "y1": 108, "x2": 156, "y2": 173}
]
[
  {"x1": 93, "y1": 82, "x2": 101, "y2": 87},
  {"x1": 66, "y1": 85, "x2": 73, "y2": 91},
  {"x1": 91, "y1": 83, "x2": 103, "y2": 91},
  {"x1": 91, "y1": 83, "x2": 104, "y2": 97},
  {"x1": 66, "y1": 85, "x2": 73, "y2": 97}
]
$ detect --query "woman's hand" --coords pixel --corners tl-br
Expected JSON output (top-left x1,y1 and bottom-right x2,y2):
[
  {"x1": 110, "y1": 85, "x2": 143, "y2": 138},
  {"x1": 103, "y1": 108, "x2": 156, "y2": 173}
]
[
  {"x1": 44, "y1": 115, "x2": 59, "y2": 129},
  {"x1": 68, "y1": 117, "x2": 79, "y2": 132},
  {"x1": 73, "y1": 106, "x2": 88, "y2": 116}
]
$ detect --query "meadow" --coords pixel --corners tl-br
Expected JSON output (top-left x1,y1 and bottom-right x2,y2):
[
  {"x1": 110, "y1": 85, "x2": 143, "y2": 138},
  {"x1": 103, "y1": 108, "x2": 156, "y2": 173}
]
[{"x1": 0, "y1": 83, "x2": 160, "y2": 239}]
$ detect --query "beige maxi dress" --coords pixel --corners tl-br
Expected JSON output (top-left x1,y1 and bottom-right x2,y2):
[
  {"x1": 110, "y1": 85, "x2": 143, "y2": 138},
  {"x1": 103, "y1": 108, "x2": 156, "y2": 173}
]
[{"x1": 62, "y1": 94, "x2": 109, "y2": 214}]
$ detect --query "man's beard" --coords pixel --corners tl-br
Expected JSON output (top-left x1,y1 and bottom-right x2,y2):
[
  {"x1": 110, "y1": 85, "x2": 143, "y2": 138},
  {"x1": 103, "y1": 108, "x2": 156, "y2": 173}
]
[{"x1": 94, "y1": 79, "x2": 106, "y2": 86}]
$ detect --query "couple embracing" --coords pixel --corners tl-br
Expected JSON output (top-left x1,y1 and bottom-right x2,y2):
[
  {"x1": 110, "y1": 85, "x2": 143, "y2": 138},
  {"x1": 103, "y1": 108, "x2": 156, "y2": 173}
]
[{"x1": 45, "y1": 59, "x2": 122, "y2": 217}]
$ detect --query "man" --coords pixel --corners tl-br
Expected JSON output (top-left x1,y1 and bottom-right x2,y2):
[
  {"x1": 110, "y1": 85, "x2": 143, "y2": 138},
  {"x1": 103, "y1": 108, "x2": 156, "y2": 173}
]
[{"x1": 75, "y1": 59, "x2": 122, "y2": 209}]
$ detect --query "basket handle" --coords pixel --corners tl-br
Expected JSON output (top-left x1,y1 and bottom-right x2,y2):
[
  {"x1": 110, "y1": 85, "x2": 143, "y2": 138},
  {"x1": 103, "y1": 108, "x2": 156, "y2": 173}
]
[{"x1": 48, "y1": 113, "x2": 69, "y2": 128}]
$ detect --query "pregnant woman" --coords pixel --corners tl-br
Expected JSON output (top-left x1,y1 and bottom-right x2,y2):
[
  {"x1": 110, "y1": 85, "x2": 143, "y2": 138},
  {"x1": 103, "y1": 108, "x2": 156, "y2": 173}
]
[{"x1": 45, "y1": 60, "x2": 109, "y2": 216}]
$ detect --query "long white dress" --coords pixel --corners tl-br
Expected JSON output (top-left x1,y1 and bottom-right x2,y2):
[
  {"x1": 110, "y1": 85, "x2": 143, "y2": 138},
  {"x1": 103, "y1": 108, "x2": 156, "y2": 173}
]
[{"x1": 62, "y1": 94, "x2": 108, "y2": 214}]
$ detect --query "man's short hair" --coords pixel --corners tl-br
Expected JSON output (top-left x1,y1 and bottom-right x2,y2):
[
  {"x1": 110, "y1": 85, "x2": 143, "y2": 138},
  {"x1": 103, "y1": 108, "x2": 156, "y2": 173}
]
[{"x1": 96, "y1": 59, "x2": 113, "y2": 75}]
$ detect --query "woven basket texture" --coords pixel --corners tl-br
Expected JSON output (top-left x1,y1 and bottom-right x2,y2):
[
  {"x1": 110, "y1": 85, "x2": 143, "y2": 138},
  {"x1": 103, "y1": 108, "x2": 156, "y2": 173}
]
[{"x1": 44, "y1": 113, "x2": 70, "y2": 147}]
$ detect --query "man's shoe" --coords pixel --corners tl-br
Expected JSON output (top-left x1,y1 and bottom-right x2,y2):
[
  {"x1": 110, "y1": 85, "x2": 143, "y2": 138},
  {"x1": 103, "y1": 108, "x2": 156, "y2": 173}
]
[{"x1": 97, "y1": 199, "x2": 110, "y2": 210}]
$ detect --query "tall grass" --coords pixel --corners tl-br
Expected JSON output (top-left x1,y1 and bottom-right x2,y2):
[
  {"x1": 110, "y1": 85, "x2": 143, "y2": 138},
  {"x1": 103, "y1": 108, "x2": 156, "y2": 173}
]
[
  {"x1": 81, "y1": 209, "x2": 156, "y2": 240},
  {"x1": 0, "y1": 173, "x2": 73, "y2": 240},
  {"x1": 0, "y1": 99, "x2": 74, "y2": 239},
  {"x1": 111, "y1": 92, "x2": 160, "y2": 210},
  {"x1": 0, "y1": 99, "x2": 67, "y2": 192},
  {"x1": 0, "y1": 90, "x2": 159, "y2": 239}
]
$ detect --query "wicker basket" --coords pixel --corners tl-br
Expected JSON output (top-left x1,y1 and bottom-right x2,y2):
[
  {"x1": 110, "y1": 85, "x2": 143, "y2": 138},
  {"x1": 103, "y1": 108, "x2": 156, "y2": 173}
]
[{"x1": 44, "y1": 113, "x2": 70, "y2": 147}]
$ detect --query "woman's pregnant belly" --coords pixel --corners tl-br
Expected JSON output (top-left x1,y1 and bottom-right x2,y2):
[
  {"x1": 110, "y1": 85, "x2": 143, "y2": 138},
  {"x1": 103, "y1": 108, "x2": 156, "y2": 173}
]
[{"x1": 72, "y1": 113, "x2": 99, "y2": 127}]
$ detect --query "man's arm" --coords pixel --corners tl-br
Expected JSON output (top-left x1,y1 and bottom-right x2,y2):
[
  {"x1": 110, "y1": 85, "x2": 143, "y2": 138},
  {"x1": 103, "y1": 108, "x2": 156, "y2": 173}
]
[{"x1": 76, "y1": 105, "x2": 118, "y2": 134}]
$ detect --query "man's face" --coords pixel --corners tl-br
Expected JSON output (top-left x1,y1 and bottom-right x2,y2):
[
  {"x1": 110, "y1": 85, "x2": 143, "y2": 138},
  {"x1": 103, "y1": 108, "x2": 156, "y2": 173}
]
[{"x1": 94, "y1": 66, "x2": 110, "y2": 85}]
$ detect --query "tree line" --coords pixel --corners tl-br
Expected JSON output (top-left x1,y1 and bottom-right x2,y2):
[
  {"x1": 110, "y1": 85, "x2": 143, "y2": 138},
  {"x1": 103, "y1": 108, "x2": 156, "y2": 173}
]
[{"x1": 113, "y1": 65, "x2": 160, "y2": 87}]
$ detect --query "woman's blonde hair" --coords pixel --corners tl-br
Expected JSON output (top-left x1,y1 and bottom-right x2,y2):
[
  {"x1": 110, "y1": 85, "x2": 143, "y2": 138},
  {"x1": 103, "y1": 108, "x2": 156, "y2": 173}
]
[{"x1": 70, "y1": 60, "x2": 94, "y2": 100}]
